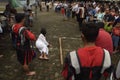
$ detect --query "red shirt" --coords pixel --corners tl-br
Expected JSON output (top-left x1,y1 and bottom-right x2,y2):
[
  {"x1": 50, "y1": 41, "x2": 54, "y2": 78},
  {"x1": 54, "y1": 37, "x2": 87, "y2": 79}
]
[
  {"x1": 13, "y1": 24, "x2": 36, "y2": 41},
  {"x1": 61, "y1": 8, "x2": 65, "y2": 15},
  {"x1": 78, "y1": 46, "x2": 104, "y2": 67},
  {"x1": 95, "y1": 28, "x2": 113, "y2": 54},
  {"x1": 62, "y1": 46, "x2": 105, "y2": 80}
]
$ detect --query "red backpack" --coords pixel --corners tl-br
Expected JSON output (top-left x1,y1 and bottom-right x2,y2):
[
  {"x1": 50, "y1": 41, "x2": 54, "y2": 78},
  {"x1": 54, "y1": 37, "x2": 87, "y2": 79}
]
[{"x1": 62, "y1": 49, "x2": 111, "y2": 80}]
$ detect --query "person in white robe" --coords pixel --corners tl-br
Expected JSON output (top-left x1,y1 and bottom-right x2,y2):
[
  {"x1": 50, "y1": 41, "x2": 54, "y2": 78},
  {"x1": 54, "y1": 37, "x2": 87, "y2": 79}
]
[{"x1": 36, "y1": 28, "x2": 49, "y2": 60}]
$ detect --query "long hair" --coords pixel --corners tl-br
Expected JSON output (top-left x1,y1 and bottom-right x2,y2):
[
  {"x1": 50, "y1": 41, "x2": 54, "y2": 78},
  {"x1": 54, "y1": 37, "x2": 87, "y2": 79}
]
[{"x1": 40, "y1": 28, "x2": 47, "y2": 36}]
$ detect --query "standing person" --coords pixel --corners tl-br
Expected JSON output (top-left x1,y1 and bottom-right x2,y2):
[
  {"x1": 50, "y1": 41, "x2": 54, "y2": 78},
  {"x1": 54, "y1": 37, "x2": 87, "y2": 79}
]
[
  {"x1": 62, "y1": 22, "x2": 112, "y2": 80},
  {"x1": 23, "y1": 1, "x2": 32, "y2": 27},
  {"x1": 95, "y1": 22, "x2": 113, "y2": 55},
  {"x1": 66, "y1": 4, "x2": 71, "y2": 20},
  {"x1": 71, "y1": 3, "x2": 77, "y2": 19},
  {"x1": 36, "y1": 28, "x2": 49, "y2": 60},
  {"x1": 12, "y1": 13, "x2": 36, "y2": 76},
  {"x1": 113, "y1": 12, "x2": 120, "y2": 27},
  {"x1": 76, "y1": 3, "x2": 85, "y2": 30},
  {"x1": 29, "y1": 10, "x2": 34, "y2": 27},
  {"x1": 3, "y1": 2, "x2": 13, "y2": 32},
  {"x1": 112, "y1": 23, "x2": 120, "y2": 53},
  {"x1": 46, "y1": 2, "x2": 49, "y2": 12},
  {"x1": 103, "y1": 8, "x2": 115, "y2": 22},
  {"x1": 95, "y1": 9, "x2": 104, "y2": 22},
  {"x1": 3, "y1": 2, "x2": 12, "y2": 18},
  {"x1": 61, "y1": 6, "x2": 65, "y2": 19}
]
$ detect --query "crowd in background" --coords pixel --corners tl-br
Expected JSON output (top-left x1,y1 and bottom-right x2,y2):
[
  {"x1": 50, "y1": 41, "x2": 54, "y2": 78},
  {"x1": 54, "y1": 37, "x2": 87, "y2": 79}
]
[{"x1": 54, "y1": 1, "x2": 120, "y2": 53}]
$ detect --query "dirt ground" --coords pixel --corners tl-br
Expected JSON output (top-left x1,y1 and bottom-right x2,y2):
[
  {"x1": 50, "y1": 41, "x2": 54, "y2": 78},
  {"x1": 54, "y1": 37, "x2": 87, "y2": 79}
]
[{"x1": 0, "y1": 8, "x2": 120, "y2": 80}]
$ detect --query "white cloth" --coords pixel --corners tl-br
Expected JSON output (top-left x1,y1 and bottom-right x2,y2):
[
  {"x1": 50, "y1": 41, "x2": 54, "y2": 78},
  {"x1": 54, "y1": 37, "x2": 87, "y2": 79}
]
[
  {"x1": 72, "y1": 4, "x2": 78, "y2": 12},
  {"x1": 116, "y1": 60, "x2": 120, "y2": 79},
  {"x1": 95, "y1": 6, "x2": 100, "y2": 12},
  {"x1": 0, "y1": 23, "x2": 3, "y2": 33},
  {"x1": 24, "y1": 5, "x2": 32, "y2": 10},
  {"x1": 36, "y1": 34, "x2": 49, "y2": 54},
  {"x1": 80, "y1": 7, "x2": 85, "y2": 18}
]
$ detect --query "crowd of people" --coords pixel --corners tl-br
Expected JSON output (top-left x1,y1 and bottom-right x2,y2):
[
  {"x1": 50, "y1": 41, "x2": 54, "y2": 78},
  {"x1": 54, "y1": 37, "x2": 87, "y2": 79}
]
[
  {"x1": 54, "y1": 1, "x2": 120, "y2": 53},
  {"x1": 0, "y1": 0, "x2": 120, "y2": 80}
]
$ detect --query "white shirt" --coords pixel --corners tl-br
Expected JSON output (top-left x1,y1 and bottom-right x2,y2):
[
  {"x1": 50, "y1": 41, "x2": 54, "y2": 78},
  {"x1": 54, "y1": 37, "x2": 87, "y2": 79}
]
[
  {"x1": 95, "y1": 6, "x2": 100, "y2": 12},
  {"x1": 37, "y1": 34, "x2": 49, "y2": 46},
  {"x1": 80, "y1": 7, "x2": 85, "y2": 18},
  {"x1": 72, "y1": 4, "x2": 78, "y2": 12}
]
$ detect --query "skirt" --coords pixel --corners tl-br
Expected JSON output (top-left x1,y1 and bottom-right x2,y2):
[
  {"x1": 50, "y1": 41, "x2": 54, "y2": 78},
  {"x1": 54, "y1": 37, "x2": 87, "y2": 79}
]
[{"x1": 16, "y1": 48, "x2": 36, "y2": 65}]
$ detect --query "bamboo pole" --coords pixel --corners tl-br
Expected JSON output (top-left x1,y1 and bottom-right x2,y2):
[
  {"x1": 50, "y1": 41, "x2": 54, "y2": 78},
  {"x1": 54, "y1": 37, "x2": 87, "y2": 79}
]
[{"x1": 59, "y1": 37, "x2": 63, "y2": 65}]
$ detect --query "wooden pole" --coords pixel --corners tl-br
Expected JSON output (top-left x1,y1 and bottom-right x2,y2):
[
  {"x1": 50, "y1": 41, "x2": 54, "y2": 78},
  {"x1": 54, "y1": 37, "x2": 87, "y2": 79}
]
[{"x1": 59, "y1": 37, "x2": 63, "y2": 65}]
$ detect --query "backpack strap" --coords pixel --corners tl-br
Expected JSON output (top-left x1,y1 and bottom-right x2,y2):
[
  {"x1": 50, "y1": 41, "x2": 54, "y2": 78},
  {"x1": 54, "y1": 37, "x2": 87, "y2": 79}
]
[
  {"x1": 18, "y1": 27, "x2": 27, "y2": 35},
  {"x1": 69, "y1": 51, "x2": 81, "y2": 80},
  {"x1": 18, "y1": 27, "x2": 27, "y2": 46},
  {"x1": 69, "y1": 51, "x2": 81, "y2": 74},
  {"x1": 101, "y1": 49, "x2": 111, "y2": 73},
  {"x1": 11, "y1": 24, "x2": 15, "y2": 31}
]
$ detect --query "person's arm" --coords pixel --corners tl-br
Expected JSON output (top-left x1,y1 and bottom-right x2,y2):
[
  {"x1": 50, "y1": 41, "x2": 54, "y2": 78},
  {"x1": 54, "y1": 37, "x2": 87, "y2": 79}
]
[{"x1": 23, "y1": 30, "x2": 36, "y2": 41}]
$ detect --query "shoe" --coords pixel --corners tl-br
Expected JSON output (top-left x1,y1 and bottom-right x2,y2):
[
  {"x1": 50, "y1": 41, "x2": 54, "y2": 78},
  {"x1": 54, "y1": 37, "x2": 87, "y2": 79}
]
[
  {"x1": 0, "y1": 55, "x2": 3, "y2": 58},
  {"x1": 26, "y1": 71, "x2": 36, "y2": 76},
  {"x1": 43, "y1": 56, "x2": 49, "y2": 60},
  {"x1": 39, "y1": 55, "x2": 43, "y2": 60}
]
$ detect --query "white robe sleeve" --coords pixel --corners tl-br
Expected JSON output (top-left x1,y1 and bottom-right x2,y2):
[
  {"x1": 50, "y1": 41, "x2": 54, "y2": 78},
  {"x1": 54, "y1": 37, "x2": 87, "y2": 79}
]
[{"x1": 39, "y1": 34, "x2": 49, "y2": 46}]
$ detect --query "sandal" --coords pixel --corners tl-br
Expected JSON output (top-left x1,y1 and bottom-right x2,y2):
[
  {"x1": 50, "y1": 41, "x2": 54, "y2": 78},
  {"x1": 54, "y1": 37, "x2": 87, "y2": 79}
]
[
  {"x1": 39, "y1": 56, "x2": 44, "y2": 60},
  {"x1": 26, "y1": 71, "x2": 36, "y2": 76},
  {"x1": 44, "y1": 56, "x2": 49, "y2": 60}
]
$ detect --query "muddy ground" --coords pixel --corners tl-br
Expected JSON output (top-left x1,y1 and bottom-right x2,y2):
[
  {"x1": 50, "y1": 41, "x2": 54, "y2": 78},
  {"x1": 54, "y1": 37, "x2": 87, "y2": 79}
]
[{"x1": 0, "y1": 8, "x2": 120, "y2": 80}]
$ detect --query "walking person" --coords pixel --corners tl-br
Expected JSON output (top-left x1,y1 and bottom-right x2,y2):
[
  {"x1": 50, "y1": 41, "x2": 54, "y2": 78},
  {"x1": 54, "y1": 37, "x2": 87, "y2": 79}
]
[
  {"x1": 66, "y1": 4, "x2": 71, "y2": 20},
  {"x1": 95, "y1": 22, "x2": 113, "y2": 55},
  {"x1": 46, "y1": 2, "x2": 49, "y2": 12},
  {"x1": 112, "y1": 23, "x2": 120, "y2": 53},
  {"x1": 12, "y1": 13, "x2": 36, "y2": 76},
  {"x1": 61, "y1": 6, "x2": 65, "y2": 19},
  {"x1": 76, "y1": 3, "x2": 85, "y2": 30},
  {"x1": 23, "y1": 1, "x2": 32, "y2": 27},
  {"x1": 36, "y1": 28, "x2": 50, "y2": 60}
]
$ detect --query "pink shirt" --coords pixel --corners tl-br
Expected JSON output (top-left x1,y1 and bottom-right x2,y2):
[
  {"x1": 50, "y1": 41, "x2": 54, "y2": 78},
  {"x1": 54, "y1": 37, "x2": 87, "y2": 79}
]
[{"x1": 95, "y1": 28, "x2": 113, "y2": 54}]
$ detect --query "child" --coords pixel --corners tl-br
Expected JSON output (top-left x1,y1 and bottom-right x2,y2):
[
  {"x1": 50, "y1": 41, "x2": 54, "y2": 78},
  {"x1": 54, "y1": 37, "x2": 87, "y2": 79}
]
[
  {"x1": 36, "y1": 28, "x2": 49, "y2": 60},
  {"x1": 29, "y1": 10, "x2": 33, "y2": 27},
  {"x1": 61, "y1": 6, "x2": 65, "y2": 18}
]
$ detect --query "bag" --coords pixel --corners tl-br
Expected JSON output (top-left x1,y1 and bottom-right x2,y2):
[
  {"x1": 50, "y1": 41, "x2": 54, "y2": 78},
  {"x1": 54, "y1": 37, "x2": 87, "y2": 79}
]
[
  {"x1": 11, "y1": 25, "x2": 27, "y2": 49},
  {"x1": 62, "y1": 49, "x2": 112, "y2": 80}
]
